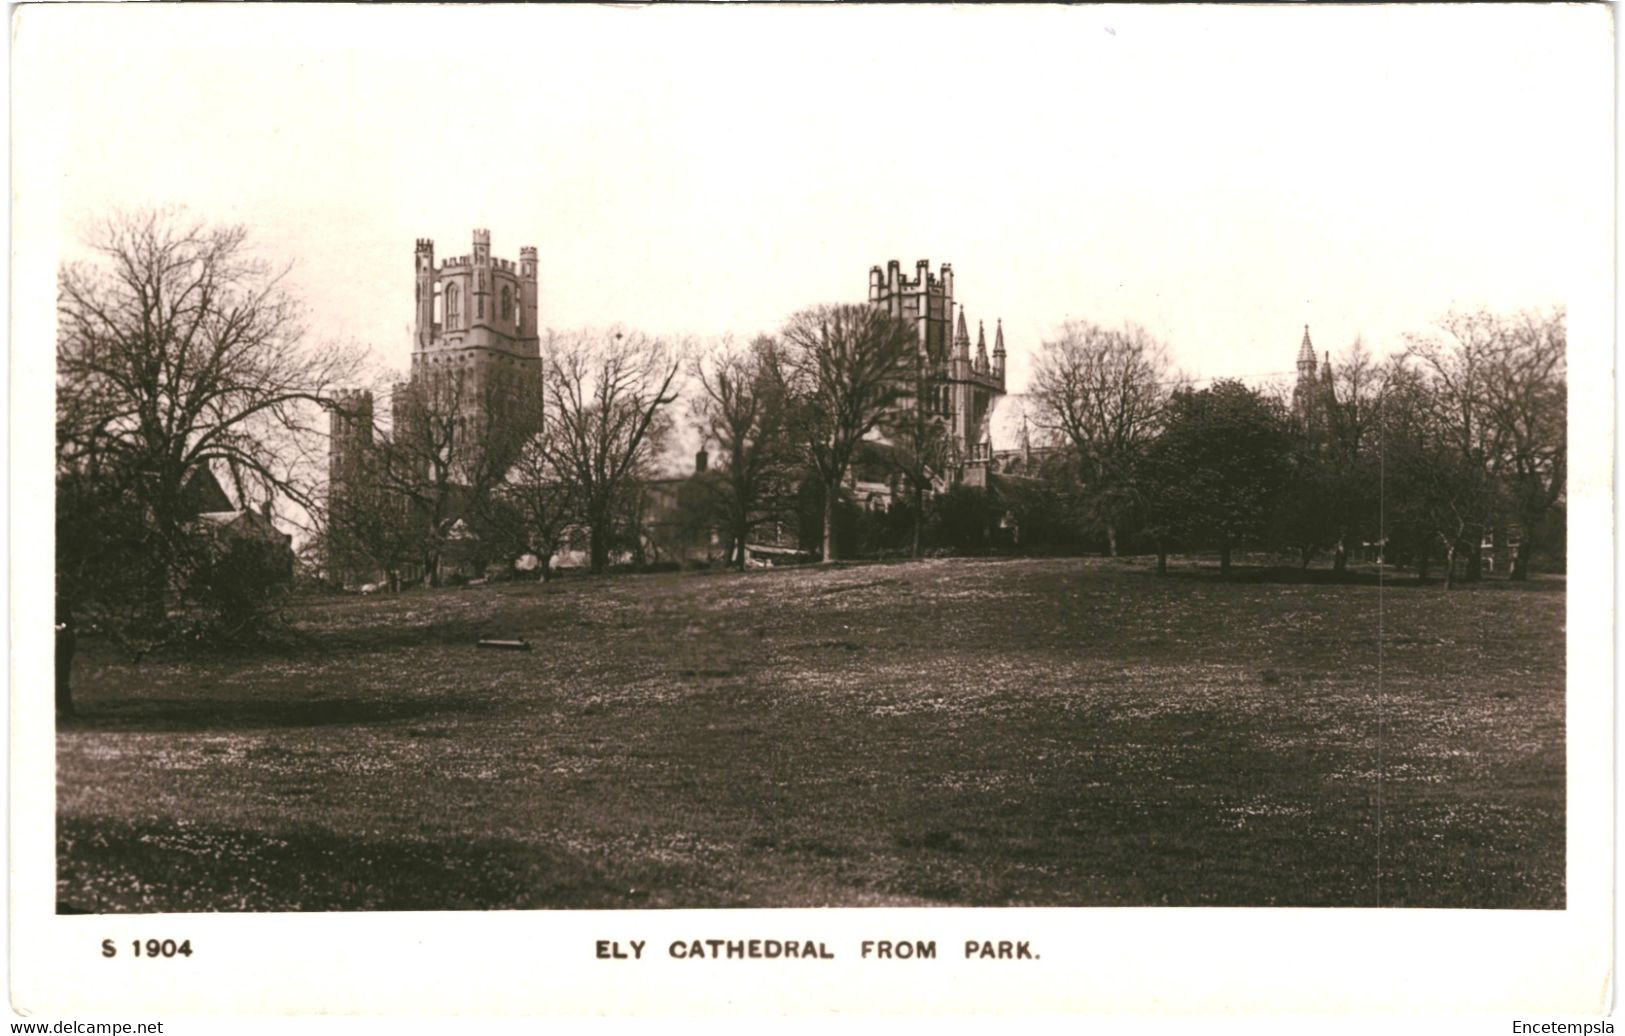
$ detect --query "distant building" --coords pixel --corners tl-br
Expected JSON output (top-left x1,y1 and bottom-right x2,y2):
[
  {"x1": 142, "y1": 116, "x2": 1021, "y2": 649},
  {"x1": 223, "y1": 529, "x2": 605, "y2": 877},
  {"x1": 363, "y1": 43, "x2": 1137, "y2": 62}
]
[
  {"x1": 1291, "y1": 324, "x2": 1332, "y2": 434},
  {"x1": 867, "y1": 259, "x2": 1007, "y2": 488},
  {"x1": 180, "y1": 465, "x2": 294, "y2": 578},
  {"x1": 397, "y1": 229, "x2": 542, "y2": 481},
  {"x1": 327, "y1": 230, "x2": 543, "y2": 585},
  {"x1": 330, "y1": 245, "x2": 1026, "y2": 581}
]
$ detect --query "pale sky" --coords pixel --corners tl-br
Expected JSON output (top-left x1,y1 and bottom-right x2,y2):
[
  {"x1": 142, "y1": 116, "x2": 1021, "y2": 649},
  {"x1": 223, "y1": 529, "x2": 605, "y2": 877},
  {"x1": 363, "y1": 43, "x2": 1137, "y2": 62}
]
[{"x1": 16, "y1": 4, "x2": 1612, "y2": 398}]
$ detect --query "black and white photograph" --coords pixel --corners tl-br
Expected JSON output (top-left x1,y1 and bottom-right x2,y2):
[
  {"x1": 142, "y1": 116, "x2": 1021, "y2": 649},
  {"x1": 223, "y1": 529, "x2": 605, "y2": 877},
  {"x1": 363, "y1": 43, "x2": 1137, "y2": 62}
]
[{"x1": 11, "y1": 1, "x2": 1613, "y2": 1018}]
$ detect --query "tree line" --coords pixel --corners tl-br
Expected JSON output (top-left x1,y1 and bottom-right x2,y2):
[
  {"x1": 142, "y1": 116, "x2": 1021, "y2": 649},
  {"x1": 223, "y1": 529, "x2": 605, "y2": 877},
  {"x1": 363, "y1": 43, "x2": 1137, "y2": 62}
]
[
  {"x1": 54, "y1": 214, "x2": 932, "y2": 685},
  {"x1": 55, "y1": 212, "x2": 1567, "y2": 712},
  {"x1": 1025, "y1": 310, "x2": 1565, "y2": 584},
  {"x1": 321, "y1": 301, "x2": 930, "y2": 588}
]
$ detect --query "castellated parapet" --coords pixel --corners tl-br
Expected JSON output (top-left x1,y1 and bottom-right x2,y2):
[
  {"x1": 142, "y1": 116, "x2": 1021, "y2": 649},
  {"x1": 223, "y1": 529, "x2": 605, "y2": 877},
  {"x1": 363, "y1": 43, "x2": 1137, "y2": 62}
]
[
  {"x1": 398, "y1": 230, "x2": 542, "y2": 488},
  {"x1": 414, "y1": 228, "x2": 541, "y2": 363}
]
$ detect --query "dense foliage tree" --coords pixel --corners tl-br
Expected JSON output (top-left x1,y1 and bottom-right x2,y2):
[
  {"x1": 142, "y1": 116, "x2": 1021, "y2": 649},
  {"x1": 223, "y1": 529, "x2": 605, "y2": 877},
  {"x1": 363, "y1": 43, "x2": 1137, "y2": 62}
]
[
  {"x1": 931, "y1": 485, "x2": 998, "y2": 553},
  {"x1": 1275, "y1": 339, "x2": 1384, "y2": 572},
  {"x1": 1141, "y1": 380, "x2": 1296, "y2": 576},
  {"x1": 992, "y1": 450, "x2": 1090, "y2": 553}
]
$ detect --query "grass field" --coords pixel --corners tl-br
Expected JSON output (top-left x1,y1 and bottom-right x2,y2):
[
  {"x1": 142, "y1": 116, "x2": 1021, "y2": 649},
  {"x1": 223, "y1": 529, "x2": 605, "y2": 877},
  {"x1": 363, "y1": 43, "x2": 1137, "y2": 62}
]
[{"x1": 56, "y1": 556, "x2": 1565, "y2": 911}]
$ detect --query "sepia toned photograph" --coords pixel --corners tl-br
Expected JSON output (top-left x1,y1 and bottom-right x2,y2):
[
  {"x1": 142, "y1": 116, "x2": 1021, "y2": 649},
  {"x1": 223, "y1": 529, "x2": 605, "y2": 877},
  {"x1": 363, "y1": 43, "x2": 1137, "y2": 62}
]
[
  {"x1": 37, "y1": 4, "x2": 1587, "y2": 919},
  {"x1": 12, "y1": 4, "x2": 1614, "y2": 1016}
]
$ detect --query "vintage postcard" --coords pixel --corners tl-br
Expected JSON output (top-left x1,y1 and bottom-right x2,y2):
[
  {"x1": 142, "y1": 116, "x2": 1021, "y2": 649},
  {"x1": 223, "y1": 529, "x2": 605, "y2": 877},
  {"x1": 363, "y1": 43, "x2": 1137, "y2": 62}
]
[{"x1": 10, "y1": 2, "x2": 1613, "y2": 1019}]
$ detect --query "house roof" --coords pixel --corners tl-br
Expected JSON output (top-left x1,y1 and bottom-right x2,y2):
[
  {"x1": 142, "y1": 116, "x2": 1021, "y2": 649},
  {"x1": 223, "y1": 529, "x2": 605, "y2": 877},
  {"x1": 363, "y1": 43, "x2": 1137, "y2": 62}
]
[{"x1": 180, "y1": 465, "x2": 235, "y2": 517}]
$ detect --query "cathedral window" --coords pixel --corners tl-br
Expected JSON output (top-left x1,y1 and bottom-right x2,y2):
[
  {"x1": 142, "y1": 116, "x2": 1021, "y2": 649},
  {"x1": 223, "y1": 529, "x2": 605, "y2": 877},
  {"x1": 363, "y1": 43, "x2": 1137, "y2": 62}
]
[
  {"x1": 446, "y1": 284, "x2": 461, "y2": 327},
  {"x1": 501, "y1": 286, "x2": 512, "y2": 321}
]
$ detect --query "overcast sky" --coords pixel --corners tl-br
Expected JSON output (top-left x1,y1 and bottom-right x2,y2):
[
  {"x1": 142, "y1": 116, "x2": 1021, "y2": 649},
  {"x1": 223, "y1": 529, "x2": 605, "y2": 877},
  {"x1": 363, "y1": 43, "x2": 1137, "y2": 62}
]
[{"x1": 16, "y1": 3, "x2": 1610, "y2": 397}]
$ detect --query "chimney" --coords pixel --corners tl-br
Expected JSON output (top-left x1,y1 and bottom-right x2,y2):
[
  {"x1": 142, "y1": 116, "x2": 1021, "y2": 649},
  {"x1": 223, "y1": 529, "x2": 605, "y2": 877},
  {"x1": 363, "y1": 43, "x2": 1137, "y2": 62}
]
[{"x1": 695, "y1": 448, "x2": 708, "y2": 474}]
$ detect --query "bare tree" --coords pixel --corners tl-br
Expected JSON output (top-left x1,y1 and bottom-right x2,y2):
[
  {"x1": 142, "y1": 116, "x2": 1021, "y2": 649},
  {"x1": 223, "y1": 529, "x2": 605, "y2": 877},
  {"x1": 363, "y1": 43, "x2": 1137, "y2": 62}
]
[
  {"x1": 55, "y1": 210, "x2": 361, "y2": 700},
  {"x1": 1375, "y1": 360, "x2": 1496, "y2": 588},
  {"x1": 691, "y1": 335, "x2": 797, "y2": 568},
  {"x1": 1030, "y1": 320, "x2": 1172, "y2": 555},
  {"x1": 1401, "y1": 307, "x2": 1561, "y2": 581},
  {"x1": 320, "y1": 424, "x2": 417, "y2": 591},
  {"x1": 540, "y1": 329, "x2": 684, "y2": 574},
  {"x1": 370, "y1": 363, "x2": 539, "y2": 586},
  {"x1": 890, "y1": 393, "x2": 952, "y2": 559},
  {"x1": 775, "y1": 304, "x2": 917, "y2": 563},
  {"x1": 1480, "y1": 306, "x2": 1566, "y2": 579},
  {"x1": 494, "y1": 430, "x2": 578, "y2": 581}
]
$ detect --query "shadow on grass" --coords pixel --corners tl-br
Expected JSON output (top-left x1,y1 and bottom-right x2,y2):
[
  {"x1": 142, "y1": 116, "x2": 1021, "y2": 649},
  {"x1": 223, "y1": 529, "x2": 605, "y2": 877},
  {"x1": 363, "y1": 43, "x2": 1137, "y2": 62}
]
[
  {"x1": 57, "y1": 815, "x2": 701, "y2": 912},
  {"x1": 76, "y1": 614, "x2": 510, "y2": 667},
  {"x1": 1144, "y1": 564, "x2": 1565, "y2": 591},
  {"x1": 58, "y1": 694, "x2": 491, "y2": 733}
]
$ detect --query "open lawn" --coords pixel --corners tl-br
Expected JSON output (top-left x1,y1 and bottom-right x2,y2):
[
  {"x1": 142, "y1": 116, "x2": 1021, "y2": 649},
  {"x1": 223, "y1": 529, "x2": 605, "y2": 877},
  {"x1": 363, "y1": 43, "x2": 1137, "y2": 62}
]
[{"x1": 56, "y1": 556, "x2": 1565, "y2": 911}]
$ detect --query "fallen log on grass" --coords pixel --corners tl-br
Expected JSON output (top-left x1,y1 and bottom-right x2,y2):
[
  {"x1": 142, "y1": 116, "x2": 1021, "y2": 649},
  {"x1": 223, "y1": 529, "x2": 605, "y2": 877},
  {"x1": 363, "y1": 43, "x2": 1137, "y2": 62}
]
[{"x1": 476, "y1": 638, "x2": 532, "y2": 651}]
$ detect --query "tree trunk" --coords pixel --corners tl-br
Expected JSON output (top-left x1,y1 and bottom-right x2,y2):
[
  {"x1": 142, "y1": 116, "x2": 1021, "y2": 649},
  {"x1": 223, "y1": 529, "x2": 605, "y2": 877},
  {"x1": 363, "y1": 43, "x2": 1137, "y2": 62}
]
[
  {"x1": 912, "y1": 482, "x2": 924, "y2": 560},
  {"x1": 1465, "y1": 537, "x2": 1483, "y2": 583},
  {"x1": 55, "y1": 615, "x2": 76, "y2": 719},
  {"x1": 1332, "y1": 530, "x2": 1348, "y2": 575},
  {"x1": 1510, "y1": 538, "x2": 1530, "y2": 581},
  {"x1": 539, "y1": 553, "x2": 553, "y2": 582},
  {"x1": 1444, "y1": 542, "x2": 1457, "y2": 590},
  {"x1": 1219, "y1": 535, "x2": 1232, "y2": 578},
  {"x1": 1156, "y1": 547, "x2": 1168, "y2": 576},
  {"x1": 139, "y1": 564, "x2": 168, "y2": 643},
  {"x1": 1106, "y1": 522, "x2": 1118, "y2": 558},
  {"x1": 822, "y1": 483, "x2": 836, "y2": 563},
  {"x1": 589, "y1": 508, "x2": 611, "y2": 574},
  {"x1": 1300, "y1": 545, "x2": 1314, "y2": 570},
  {"x1": 1416, "y1": 544, "x2": 1431, "y2": 584}
]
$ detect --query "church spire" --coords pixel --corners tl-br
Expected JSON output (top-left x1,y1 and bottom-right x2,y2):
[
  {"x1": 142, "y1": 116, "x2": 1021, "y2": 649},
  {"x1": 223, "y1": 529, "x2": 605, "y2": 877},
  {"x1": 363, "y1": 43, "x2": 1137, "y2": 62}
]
[
  {"x1": 975, "y1": 320, "x2": 989, "y2": 370},
  {"x1": 954, "y1": 306, "x2": 971, "y2": 359},
  {"x1": 992, "y1": 319, "x2": 1006, "y2": 378},
  {"x1": 1296, "y1": 325, "x2": 1317, "y2": 377}
]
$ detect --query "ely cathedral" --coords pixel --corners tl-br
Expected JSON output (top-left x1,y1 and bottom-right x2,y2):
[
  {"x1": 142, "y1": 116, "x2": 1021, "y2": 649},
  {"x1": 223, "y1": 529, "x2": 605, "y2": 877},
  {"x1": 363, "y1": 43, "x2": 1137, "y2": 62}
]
[
  {"x1": 327, "y1": 230, "x2": 543, "y2": 583},
  {"x1": 328, "y1": 235, "x2": 1014, "y2": 580},
  {"x1": 330, "y1": 228, "x2": 542, "y2": 480},
  {"x1": 867, "y1": 259, "x2": 1008, "y2": 487}
]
